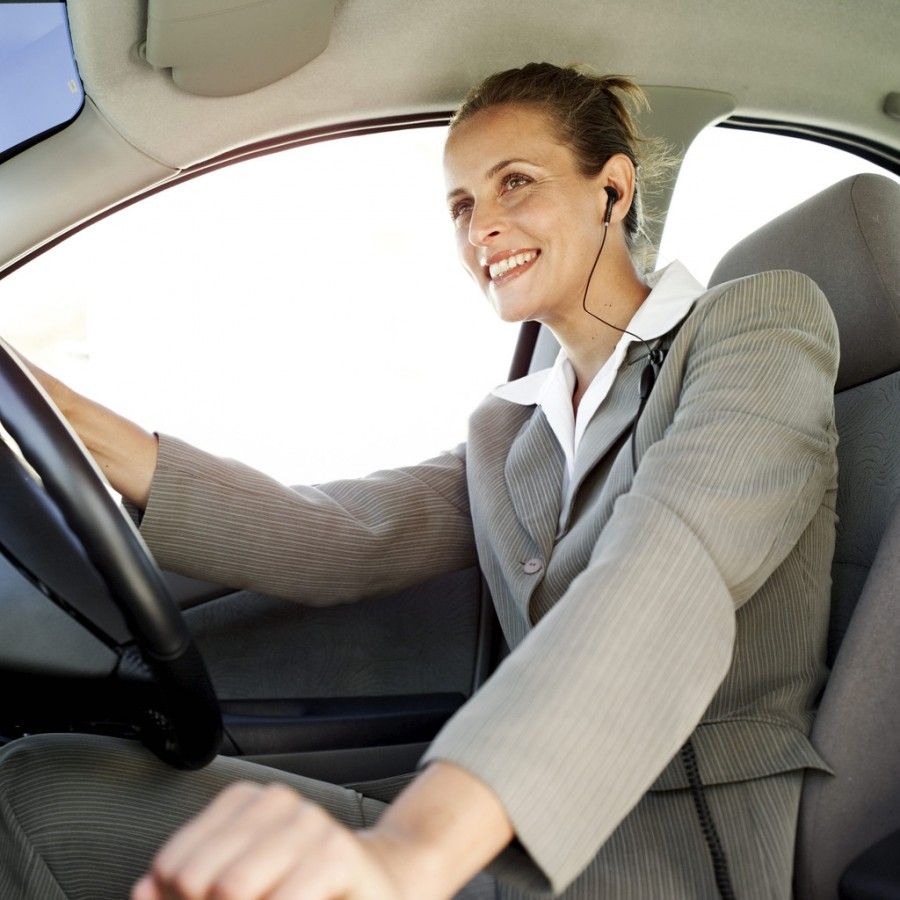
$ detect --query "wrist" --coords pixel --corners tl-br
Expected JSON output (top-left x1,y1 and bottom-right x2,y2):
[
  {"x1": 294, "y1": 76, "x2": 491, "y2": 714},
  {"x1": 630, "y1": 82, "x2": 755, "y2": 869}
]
[{"x1": 359, "y1": 824, "x2": 447, "y2": 900}]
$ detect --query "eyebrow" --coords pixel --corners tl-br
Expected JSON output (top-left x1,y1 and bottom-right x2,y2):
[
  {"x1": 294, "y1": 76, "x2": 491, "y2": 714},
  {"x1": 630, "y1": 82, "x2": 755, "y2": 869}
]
[{"x1": 446, "y1": 158, "x2": 537, "y2": 201}]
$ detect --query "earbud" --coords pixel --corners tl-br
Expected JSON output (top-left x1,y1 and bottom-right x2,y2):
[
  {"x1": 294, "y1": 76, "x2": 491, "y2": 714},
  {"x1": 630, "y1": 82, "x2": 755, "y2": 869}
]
[{"x1": 603, "y1": 186, "x2": 619, "y2": 225}]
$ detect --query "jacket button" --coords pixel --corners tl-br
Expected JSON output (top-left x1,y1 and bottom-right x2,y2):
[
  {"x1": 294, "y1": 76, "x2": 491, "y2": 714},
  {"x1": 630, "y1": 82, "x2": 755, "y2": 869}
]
[{"x1": 523, "y1": 558, "x2": 543, "y2": 574}]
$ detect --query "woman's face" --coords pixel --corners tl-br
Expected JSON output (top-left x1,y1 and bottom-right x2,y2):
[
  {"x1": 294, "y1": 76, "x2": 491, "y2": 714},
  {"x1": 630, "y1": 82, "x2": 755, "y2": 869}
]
[{"x1": 443, "y1": 103, "x2": 608, "y2": 325}]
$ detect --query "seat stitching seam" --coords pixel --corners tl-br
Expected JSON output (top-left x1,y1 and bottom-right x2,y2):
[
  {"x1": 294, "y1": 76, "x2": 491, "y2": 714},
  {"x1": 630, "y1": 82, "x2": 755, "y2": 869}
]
[
  {"x1": 849, "y1": 175, "x2": 900, "y2": 328},
  {"x1": 0, "y1": 787, "x2": 69, "y2": 899}
]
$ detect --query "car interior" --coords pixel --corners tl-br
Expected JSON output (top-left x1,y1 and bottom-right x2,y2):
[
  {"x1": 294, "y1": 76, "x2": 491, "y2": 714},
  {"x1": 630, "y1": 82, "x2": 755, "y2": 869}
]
[{"x1": 1, "y1": 2, "x2": 899, "y2": 898}]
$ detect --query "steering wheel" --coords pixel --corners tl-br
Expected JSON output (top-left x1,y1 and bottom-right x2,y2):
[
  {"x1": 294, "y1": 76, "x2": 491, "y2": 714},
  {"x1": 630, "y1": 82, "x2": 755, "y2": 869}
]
[{"x1": 0, "y1": 338, "x2": 222, "y2": 769}]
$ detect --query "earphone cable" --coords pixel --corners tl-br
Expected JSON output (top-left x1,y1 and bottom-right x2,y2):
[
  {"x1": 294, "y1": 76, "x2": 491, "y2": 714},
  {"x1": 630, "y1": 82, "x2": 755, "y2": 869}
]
[{"x1": 580, "y1": 218, "x2": 664, "y2": 370}]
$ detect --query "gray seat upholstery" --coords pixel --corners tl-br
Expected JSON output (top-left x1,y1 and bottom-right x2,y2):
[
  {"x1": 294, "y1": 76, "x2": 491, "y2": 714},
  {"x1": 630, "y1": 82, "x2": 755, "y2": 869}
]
[{"x1": 708, "y1": 173, "x2": 900, "y2": 900}]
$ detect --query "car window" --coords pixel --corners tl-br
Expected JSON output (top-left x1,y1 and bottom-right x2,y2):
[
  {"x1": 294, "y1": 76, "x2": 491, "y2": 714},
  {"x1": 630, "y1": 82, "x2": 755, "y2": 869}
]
[
  {"x1": 0, "y1": 126, "x2": 518, "y2": 485},
  {"x1": 0, "y1": 0, "x2": 84, "y2": 163},
  {"x1": 658, "y1": 126, "x2": 900, "y2": 285}
]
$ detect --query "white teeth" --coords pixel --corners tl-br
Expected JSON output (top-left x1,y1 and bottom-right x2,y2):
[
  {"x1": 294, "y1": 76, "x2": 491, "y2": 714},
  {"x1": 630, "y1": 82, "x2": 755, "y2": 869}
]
[{"x1": 489, "y1": 251, "x2": 536, "y2": 280}]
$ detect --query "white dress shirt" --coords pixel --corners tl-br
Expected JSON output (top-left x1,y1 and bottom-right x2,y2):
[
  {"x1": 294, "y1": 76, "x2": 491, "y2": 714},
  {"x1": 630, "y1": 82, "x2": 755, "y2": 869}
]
[{"x1": 491, "y1": 259, "x2": 706, "y2": 530}]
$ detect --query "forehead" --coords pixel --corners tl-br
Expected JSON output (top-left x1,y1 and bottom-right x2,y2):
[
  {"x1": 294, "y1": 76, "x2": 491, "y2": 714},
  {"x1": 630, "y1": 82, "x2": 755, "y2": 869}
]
[{"x1": 443, "y1": 104, "x2": 571, "y2": 188}]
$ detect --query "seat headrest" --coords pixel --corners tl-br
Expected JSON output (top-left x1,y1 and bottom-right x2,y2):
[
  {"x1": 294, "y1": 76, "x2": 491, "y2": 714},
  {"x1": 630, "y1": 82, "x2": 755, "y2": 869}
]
[{"x1": 709, "y1": 173, "x2": 900, "y2": 392}]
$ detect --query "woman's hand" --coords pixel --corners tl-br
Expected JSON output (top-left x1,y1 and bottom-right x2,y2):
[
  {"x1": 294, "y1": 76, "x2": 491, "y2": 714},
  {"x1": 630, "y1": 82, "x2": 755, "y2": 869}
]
[
  {"x1": 132, "y1": 762, "x2": 513, "y2": 900},
  {"x1": 11, "y1": 350, "x2": 158, "y2": 508},
  {"x1": 131, "y1": 781, "x2": 413, "y2": 900}
]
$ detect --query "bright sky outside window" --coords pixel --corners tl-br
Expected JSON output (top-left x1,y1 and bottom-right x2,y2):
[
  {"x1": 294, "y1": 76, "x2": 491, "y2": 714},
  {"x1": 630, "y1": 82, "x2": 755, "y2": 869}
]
[{"x1": 0, "y1": 1, "x2": 84, "y2": 163}]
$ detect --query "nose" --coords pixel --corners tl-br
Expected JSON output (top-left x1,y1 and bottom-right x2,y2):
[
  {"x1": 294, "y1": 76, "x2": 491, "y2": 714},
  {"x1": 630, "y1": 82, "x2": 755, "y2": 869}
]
[{"x1": 467, "y1": 198, "x2": 503, "y2": 249}]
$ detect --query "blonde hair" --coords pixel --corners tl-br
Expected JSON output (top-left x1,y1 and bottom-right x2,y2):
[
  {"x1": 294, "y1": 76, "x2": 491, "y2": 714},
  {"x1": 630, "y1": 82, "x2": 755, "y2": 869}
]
[{"x1": 451, "y1": 62, "x2": 677, "y2": 267}]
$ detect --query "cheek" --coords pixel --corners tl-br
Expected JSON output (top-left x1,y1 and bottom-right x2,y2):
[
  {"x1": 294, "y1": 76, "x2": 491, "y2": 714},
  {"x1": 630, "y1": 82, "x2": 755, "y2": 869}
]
[{"x1": 456, "y1": 234, "x2": 481, "y2": 276}]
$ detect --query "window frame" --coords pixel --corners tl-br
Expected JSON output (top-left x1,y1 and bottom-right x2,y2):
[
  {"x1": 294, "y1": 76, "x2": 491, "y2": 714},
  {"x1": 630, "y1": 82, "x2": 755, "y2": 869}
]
[
  {"x1": 719, "y1": 115, "x2": 900, "y2": 179},
  {"x1": 0, "y1": 112, "x2": 454, "y2": 282},
  {"x1": 3, "y1": 110, "x2": 897, "y2": 325}
]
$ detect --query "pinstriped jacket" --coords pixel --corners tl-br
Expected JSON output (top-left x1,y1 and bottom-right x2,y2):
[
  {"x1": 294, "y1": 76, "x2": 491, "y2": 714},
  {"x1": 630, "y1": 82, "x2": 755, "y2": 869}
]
[{"x1": 138, "y1": 269, "x2": 840, "y2": 896}]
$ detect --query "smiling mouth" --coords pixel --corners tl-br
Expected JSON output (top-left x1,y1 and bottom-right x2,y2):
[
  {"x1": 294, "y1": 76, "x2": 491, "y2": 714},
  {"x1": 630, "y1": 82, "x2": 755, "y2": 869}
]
[{"x1": 484, "y1": 249, "x2": 540, "y2": 286}]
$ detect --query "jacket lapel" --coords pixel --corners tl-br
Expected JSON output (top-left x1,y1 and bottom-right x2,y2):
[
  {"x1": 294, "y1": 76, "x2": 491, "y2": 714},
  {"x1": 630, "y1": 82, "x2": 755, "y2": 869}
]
[
  {"x1": 567, "y1": 346, "x2": 645, "y2": 504},
  {"x1": 501, "y1": 332, "x2": 679, "y2": 551},
  {"x1": 504, "y1": 406, "x2": 565, "y2": 560}
]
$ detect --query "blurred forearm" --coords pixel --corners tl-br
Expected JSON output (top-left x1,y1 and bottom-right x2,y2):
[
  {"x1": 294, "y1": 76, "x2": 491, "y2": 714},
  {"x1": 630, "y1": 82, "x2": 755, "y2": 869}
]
[{"x1": 26, "y1": 361, "x2": 158, "y2": 508}]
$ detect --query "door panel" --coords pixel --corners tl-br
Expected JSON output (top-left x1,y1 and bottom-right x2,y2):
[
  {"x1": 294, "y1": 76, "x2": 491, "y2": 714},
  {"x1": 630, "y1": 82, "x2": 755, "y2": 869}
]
[{"x1": 181, "y1": 565, "x2": 497, "y2": 782}]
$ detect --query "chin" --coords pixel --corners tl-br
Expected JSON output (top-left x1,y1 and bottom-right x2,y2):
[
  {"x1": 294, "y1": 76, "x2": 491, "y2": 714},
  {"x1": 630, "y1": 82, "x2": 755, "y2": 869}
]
[
  {"x1": 487, "y1": 288, "x2": 540, "y2": 323},
  {"x1": 491, "y1": 302, "x2": 533, "y2": 324}
]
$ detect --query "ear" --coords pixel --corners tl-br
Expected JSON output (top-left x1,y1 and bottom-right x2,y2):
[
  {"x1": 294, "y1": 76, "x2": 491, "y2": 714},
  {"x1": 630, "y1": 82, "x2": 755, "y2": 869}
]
[{"x1": 598, "y1": 153, "x2": 637, "y2": 225}]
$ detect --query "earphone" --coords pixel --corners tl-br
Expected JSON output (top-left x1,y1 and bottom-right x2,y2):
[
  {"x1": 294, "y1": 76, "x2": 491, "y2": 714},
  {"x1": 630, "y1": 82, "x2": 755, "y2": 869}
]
[{"x1": 603, "y1": 185, "x2": 619, "y2": 224}]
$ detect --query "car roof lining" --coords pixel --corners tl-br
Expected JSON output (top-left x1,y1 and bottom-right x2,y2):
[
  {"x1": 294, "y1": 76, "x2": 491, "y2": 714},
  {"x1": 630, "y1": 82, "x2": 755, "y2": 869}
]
[{"x1": 67, "y1": 0, "x2": 898, "y2": 171}]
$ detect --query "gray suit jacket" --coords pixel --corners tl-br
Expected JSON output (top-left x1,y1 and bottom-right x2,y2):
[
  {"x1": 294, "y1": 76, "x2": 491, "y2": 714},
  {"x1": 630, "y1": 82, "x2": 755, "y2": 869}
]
[{"x1": 138, "y1": 269, "x2": 839, "y2": 896}]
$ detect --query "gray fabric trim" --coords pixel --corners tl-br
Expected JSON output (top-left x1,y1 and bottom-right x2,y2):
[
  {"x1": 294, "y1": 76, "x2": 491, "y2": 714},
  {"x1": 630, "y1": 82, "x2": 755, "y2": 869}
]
[
  {"x1": 185, "y1": 568, "x2": 482, "y2": 701},
  {"x1": 0, "y1": 780, "x2": 68, "y2": 900},
  {"x1": 828, "y1": 369, "x2": 900, "y2": 660},
  {"x1": 796, "y1": 499, "x2": 900, "y2": 900},
  {"x1": 709, "y1": 173, "x2": 900, "y2": 391}
]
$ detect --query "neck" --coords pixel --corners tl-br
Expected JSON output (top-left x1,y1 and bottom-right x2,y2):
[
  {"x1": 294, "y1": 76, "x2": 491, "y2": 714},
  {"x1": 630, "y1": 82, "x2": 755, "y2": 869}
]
[{"x1": 551, "y1": 246, "x2": 651, "y2": 408}]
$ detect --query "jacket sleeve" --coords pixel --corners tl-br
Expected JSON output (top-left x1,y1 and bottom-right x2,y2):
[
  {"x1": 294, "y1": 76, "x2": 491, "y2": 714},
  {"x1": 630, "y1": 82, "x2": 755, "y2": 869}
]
[
  {"x1": 137, "y1": 437, "x2": 477, "y2": 603},
  {"x1": 420, "y1": 272, "x2": 840, "y2": 894}
]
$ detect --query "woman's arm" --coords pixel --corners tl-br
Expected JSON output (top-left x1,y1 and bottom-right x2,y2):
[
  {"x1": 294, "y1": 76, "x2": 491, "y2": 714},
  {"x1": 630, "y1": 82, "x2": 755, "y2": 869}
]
[
  {"x1": 24, "y1": 360, "x2": 158, "y2": 508},
  {"x1": 133, "y1": 761, "x2": 513, "y2": 900},
  {"x1": 21, "y1": 353, "x2": 477, "y2": 605},
  {"x1": 135, "y1": 434, "x2": 477, "y2": 603}
]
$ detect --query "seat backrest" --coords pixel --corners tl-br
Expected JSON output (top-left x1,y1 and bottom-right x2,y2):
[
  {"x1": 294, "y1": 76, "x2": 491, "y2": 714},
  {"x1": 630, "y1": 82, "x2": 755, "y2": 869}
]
[{"x1": 708, "y1": 172, "x2": 900, "y2": 900}]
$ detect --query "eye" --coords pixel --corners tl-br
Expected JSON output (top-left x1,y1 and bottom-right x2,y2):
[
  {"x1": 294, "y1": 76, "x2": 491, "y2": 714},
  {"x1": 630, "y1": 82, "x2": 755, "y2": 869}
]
[
  {"x1": 450, "y1": 198, "x2": 473, "y2": 223},
  {"x1": 501, "y1": 172, "x2": 531, "y2": 192}
]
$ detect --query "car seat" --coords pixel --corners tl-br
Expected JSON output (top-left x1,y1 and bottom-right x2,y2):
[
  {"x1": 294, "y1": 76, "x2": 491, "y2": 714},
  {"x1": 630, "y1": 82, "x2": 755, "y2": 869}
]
[{"x1": 708, "y1": 172, "x2": 900, "y2": 900}]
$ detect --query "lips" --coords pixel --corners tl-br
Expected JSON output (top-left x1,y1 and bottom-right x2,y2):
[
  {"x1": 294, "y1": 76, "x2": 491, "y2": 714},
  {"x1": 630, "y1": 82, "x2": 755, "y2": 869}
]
[{"x1": 482, "y1": 249, "x2": 540, "y2": 286}]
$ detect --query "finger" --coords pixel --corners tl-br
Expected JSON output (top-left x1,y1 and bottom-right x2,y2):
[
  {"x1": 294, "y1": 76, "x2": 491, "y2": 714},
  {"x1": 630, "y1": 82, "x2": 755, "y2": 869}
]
[
  {"x1": 208, "y1": 803, "x2": 336, "y2": 900},
  {"x1": 154, "y1": 783, "x2": 303, "y2": 898},
  {"x1": 130, "y1": 875, "x2": 162, "y2": 900},
  {"x1": 147, "y1": 781, "x2": 264, "y2": 889}
]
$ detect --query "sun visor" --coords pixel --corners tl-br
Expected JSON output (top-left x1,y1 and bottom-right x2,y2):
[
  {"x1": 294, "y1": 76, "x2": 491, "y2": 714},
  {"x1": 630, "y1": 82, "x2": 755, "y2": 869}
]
[{"x1": 141, "y1": 0, "x2": 336, "y2": 97}]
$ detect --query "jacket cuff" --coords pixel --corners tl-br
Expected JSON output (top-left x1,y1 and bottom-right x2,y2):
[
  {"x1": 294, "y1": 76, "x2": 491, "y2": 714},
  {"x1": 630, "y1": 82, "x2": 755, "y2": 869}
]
[{"x1": 137, "y1": 432, "x2": 201, "y2": 565}]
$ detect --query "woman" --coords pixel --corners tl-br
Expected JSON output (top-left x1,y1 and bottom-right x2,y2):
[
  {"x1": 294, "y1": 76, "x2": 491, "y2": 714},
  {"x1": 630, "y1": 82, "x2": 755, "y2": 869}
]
[{"x1": 0, "y1": 63, "x2": 839, "y2": 899}]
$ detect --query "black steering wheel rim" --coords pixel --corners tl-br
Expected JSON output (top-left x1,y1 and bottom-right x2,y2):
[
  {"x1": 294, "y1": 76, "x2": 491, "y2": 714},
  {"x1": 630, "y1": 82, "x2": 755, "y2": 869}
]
[{"x1": 0, "y1": 338, "x2": 222, "y2": 768}]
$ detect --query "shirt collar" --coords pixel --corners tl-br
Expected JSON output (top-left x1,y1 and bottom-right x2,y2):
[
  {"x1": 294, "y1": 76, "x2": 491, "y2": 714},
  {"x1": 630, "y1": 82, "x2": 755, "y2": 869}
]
[{"x1": 491, "y1": 259, "x2": 705, "y2": 405}]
